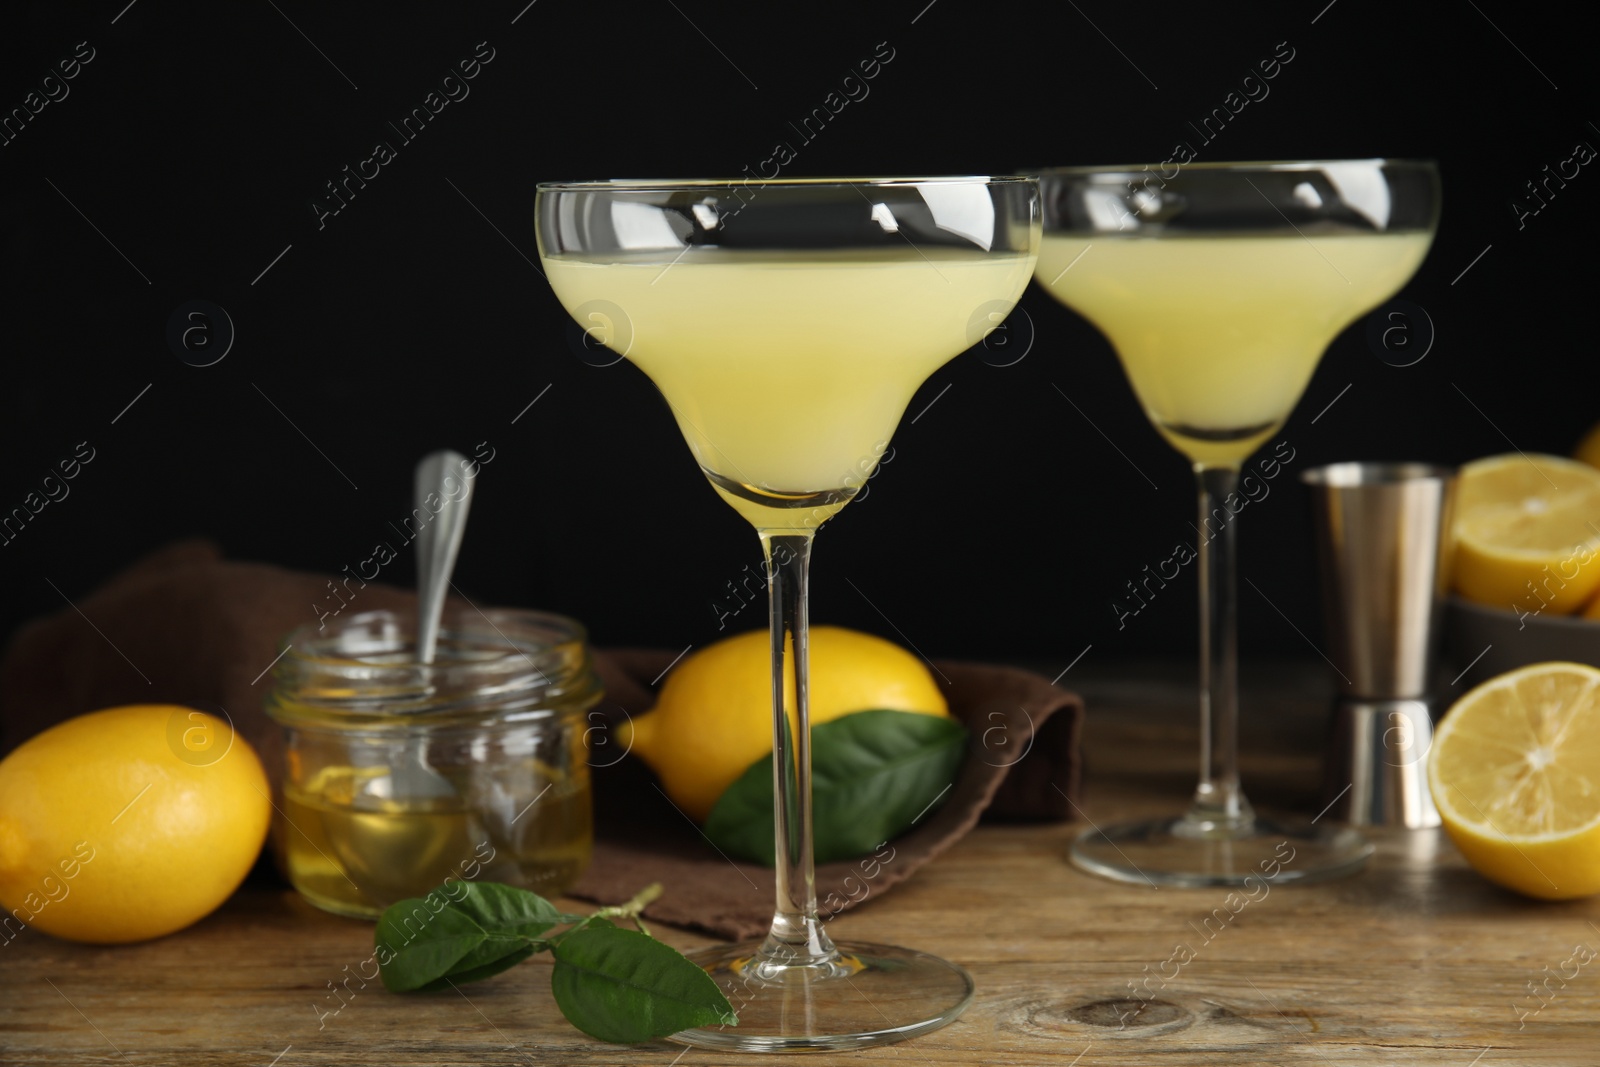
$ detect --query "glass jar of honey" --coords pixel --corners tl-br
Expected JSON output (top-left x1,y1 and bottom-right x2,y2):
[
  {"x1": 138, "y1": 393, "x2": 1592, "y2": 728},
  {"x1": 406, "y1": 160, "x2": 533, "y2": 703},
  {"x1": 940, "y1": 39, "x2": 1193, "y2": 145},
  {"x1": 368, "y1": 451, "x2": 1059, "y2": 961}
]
[{"x1": 266, "y1": 607, "x2": 600, "y2": 919}]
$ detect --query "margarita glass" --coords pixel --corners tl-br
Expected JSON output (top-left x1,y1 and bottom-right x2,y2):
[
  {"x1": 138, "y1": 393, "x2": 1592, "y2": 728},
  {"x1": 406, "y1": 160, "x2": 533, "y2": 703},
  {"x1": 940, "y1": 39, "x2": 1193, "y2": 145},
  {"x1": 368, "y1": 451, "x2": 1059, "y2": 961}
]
[
  {"x1": 537, "y1": 176, "x2": 1040, "y2": 1049},
  {"x1": 1034, "y1": 160, "x2": 1439, "y2": 886}
]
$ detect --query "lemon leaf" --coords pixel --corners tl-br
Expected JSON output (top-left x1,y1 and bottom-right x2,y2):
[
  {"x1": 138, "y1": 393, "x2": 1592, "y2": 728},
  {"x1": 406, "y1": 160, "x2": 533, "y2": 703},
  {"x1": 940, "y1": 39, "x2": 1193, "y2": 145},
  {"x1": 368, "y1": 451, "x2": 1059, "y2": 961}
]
[
  {"x1": 377, "y1": 881, "x2": 739, "y2": 1041},
  {"x1": 551, "y1": 919, "x2": 738, "y2": 1042},
  {"x1": 704, "y1": 709, "x2": 967, "y2": 865},
  {"x1": 377, "y1": 883, "x2": 581, "y2": 992},
  {"x1": 413, "y1": 940, "x2": 543, "y2": 991},
  {"x1": 444, "y1": 881, "x2": 580, "y2": 938},
  {"x1": 375, "y1": 896, "x2": 490, "y2": 992}
]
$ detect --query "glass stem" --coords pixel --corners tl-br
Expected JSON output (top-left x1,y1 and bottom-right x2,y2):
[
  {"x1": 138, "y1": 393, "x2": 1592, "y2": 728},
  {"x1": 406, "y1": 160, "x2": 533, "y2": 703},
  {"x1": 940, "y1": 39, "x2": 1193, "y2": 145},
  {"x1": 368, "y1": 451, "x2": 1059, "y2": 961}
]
[
  {"x1": 758, "y1": 531, "x2": 838, "y2": 966},
  {"x1": 1185, "y1": 464, "x2": 1255, "y2": 837}
]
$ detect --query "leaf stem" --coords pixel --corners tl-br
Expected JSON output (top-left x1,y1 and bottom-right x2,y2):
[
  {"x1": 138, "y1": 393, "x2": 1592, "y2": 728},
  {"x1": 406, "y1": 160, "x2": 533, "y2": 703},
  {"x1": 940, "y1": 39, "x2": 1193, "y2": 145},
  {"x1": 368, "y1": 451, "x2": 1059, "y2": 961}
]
[{"x1": 592, "y1": 882, "x2": 664, "y2": 923}]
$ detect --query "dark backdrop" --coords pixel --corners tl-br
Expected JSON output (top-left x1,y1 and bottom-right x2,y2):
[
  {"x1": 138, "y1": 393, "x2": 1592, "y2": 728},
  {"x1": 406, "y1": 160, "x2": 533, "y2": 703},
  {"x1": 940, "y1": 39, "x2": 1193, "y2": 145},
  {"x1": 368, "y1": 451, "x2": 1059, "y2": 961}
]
[{"x1": 1, "y1": 0, "x2": 1592, "y2": 675}]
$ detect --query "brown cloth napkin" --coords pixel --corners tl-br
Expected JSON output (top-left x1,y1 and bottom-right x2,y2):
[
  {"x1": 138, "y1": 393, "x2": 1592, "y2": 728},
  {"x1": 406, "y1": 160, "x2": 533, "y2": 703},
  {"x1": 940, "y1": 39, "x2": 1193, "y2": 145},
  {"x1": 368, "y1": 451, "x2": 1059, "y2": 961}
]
[
  {"x1": 0, "y1": 541, "x2": 1082, "y2": 939},
  {"x1": 575, "y1": 650, "x2": 1082, "y2": 938}
]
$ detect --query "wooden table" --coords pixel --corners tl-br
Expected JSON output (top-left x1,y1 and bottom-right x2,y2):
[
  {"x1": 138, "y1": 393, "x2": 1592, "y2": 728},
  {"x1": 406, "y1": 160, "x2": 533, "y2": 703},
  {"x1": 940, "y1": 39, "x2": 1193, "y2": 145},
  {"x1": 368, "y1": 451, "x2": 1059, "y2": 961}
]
[{"x1": 5, "y1": 661, "x2": 1598, "y2": 1065}]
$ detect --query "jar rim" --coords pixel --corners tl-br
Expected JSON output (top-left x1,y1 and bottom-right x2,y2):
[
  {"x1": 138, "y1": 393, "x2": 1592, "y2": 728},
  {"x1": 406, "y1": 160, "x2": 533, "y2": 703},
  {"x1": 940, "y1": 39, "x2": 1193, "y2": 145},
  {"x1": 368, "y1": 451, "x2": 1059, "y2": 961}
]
[{"x1": 266, "y1": 607, "x2": 601, "y2": 726}]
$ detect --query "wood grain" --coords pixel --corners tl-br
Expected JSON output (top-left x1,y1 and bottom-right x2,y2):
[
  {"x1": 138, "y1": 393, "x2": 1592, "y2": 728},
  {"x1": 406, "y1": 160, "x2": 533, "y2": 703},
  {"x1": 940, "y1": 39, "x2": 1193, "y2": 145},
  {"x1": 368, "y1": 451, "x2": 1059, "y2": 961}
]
[{"x1": 3, "y1": 660, "x2": 1597, "y2": 1064}]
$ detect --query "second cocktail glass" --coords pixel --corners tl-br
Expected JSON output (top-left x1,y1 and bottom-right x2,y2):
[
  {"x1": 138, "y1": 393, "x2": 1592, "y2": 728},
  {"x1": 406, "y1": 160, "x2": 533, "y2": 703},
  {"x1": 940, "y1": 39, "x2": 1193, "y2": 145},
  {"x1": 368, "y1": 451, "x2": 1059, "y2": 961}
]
[
  {"x1": 536, "y1": 177, "x2": 1040, "y2": 1050},
  {"x1": 1034, "y1": 160, "x2": 1440, "y2": 886}
]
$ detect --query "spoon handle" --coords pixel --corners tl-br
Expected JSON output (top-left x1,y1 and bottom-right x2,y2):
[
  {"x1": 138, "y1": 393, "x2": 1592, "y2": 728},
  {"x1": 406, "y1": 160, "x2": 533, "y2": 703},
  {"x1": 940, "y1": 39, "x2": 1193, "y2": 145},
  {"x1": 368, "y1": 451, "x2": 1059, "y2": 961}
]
[{"x1": 413, "y1": 449, "x2": 476, "y2": 665}]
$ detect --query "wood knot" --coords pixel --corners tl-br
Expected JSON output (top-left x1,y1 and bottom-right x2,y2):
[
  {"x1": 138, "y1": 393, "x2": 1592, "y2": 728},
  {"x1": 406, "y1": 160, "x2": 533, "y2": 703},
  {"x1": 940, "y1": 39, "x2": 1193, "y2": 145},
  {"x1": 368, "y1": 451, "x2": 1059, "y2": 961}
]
[
  {"x1": 1016, "y1": 996, "x2": 1194, "y2": 1038},
  {"x1": 1067, "y1": 998, "x2": 1188, "y2": 1029}
]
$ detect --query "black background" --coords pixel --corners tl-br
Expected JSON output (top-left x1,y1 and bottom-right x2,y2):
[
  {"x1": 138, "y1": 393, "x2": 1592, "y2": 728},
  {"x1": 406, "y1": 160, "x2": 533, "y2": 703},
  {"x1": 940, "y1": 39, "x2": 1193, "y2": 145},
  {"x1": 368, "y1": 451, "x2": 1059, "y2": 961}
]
[{"x1": 1, "y1": 0, "x2": 1592, "y2": 674}]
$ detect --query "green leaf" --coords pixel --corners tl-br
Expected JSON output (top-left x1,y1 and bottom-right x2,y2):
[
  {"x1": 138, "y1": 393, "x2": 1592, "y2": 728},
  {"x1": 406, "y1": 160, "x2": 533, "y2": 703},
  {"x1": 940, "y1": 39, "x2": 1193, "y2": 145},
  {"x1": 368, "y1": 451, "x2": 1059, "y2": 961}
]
[
  {"x1": 376, "y1": 880, "x2": 735, "y2": 1046},
  {"x1": 438, "y1": 933, "x2": 538, "y2": 981},
  {"x1": 378, "y1": 883, "x2": 576, "y2": 993},
  {"x1": 414, "y1": 942, "x2": 542, "y2": 991},
  {"x1": 375, "y1": 895, "x2": 489, "y2": 992},
  {"x1": 550, "y1": 921, "x2": 738, "y2": 1043},
  {"x1": 704, "y1": 709, "x2": 966, "y2": 866},
  {"x1": 441, "y1": 881, "x2": 578, "y2": 939}
]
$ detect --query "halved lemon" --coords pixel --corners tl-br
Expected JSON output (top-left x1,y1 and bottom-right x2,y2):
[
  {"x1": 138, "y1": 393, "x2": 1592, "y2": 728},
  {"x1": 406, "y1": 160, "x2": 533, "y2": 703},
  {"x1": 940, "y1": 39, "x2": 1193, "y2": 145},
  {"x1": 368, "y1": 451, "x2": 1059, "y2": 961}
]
[
  {"x1": 1452, "y1": 453, "x2": 1600, "y2": 615},
  {"x1": 1428, "y1": 662, "x2": 1600, "y2": 899}
]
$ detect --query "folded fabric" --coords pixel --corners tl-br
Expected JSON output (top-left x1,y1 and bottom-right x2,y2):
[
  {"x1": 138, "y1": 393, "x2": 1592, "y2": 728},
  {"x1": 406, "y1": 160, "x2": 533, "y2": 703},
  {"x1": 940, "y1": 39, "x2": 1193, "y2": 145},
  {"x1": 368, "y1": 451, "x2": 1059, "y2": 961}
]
[
  {"x1": 575, "y1": 649, "x2": 1082, "y2": 938},
  {"x1": 0, "y1": 541, "x2": 1082, "y2": 939}
]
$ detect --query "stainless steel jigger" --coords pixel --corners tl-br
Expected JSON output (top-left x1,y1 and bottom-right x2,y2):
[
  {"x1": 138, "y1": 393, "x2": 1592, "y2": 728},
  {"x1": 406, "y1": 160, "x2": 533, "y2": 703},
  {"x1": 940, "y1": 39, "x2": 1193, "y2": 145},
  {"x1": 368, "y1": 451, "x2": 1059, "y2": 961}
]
[{"x1": 1302, "y1": 463, "x2": 1456, "y2": 829}]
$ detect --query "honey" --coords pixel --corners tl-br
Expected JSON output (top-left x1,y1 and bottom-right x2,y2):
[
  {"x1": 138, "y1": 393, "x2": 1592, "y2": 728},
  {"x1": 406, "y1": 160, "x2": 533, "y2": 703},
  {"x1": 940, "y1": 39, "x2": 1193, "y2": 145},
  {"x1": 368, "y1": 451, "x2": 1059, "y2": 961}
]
[{"x1": 266, "y1": 608, "x2": 601, "y2": 918}]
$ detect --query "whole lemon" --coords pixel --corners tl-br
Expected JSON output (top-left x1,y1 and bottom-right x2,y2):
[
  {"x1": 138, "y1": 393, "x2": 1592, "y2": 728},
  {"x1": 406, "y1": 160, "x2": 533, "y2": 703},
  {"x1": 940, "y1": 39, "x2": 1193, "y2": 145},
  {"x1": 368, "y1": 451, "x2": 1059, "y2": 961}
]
[
  {"x1": 0, "y1": 705, "x2": 271, "y2": 943},
  {"x1": 624, "y1": 626, "x2": 949, "y2": 821}
]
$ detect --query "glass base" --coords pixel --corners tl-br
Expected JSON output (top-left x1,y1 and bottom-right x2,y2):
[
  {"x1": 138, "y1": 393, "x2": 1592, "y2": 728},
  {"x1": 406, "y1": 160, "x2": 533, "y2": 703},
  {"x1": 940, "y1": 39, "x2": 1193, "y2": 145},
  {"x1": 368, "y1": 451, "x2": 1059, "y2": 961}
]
[
  {"x1": 670, "y1": 939, "x2": 974, "y2": 1052},
  {"x1": 1070, "y1": 813, "x2": 1372, "y2": 887}
]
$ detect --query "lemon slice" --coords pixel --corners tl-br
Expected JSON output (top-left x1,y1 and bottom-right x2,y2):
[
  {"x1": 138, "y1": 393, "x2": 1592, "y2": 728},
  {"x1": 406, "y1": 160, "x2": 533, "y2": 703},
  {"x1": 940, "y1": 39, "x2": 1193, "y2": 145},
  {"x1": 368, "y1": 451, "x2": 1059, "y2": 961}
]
[
  {"x1": 1428, "y1": 662, "x2": 1600, "y2": 899},
  {"x1": 1453, "y1": 453, "x2": 1600, "y2": 614}
]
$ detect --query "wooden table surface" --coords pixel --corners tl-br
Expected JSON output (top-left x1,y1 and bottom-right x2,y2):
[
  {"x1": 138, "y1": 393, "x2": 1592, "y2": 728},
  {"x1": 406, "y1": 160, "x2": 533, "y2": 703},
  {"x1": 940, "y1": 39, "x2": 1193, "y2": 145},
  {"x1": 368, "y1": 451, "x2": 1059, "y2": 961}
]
[{"x1": 5, "y1": 661, "x2": 1598, "y2": 1065}]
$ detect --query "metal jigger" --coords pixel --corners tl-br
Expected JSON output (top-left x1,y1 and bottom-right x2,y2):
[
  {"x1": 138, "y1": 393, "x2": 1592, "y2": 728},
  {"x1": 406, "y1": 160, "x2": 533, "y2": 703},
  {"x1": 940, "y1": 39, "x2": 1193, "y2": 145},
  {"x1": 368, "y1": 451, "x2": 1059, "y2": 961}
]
[{"x1": 1302, "y1": 463, "x2": 1456, "y2": 828}]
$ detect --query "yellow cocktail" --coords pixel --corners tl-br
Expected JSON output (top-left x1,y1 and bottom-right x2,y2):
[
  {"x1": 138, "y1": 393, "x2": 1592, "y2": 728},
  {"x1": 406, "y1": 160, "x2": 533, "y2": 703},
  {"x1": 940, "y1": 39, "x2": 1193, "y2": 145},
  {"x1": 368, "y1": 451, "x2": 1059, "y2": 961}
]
[
  {"x1": 1038, "y1": 231, "x2": 1432, "y2": 464},
  {"x1": 537, "y1": 176, "x2": 1039, "y2": 1051},
  {"x1": 1034, "y1": 160, "x2": 1440, "y2": 886},
  {"x1": 547, "y1": 247, "x2": 1034, "y2": 527}
]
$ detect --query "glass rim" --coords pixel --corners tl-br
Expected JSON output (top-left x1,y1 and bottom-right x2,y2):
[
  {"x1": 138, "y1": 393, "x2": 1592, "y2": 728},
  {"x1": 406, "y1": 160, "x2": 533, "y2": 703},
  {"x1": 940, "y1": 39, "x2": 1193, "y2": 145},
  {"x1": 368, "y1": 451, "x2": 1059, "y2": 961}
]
[
  {"x1": 277, "y1": 606, "x2": 591, "y2": 668},
  {"x1": 265, "y1": 607, "x2": 601, "y2": 726},
  {"x1": 1026, "y1": 158, "x2": 1438, "y2": 176},
  {"x1": 1301, "y1": 461, "x2": 1455, "y2": 487},
  {"x1": 535, "y1": 174, "x2": 1038, "y2": 193}
]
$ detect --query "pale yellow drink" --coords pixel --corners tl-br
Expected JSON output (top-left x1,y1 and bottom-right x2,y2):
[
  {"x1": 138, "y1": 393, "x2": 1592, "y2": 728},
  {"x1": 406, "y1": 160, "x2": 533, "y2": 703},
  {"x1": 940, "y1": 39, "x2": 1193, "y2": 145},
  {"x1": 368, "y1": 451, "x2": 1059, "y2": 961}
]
[
  {"x1": 1036, "y1": 232, "x2": 1432, "y2": 465},
  {"x1": 544, "y1": 247, "x2": 1036, "y2": 527}
]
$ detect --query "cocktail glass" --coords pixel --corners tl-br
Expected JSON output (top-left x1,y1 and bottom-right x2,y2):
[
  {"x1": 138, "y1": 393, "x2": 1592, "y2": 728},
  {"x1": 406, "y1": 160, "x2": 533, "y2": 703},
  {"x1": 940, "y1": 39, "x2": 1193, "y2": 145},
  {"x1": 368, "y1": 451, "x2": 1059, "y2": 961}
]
[
  {"x1": 1033, "y1": 160, "x2": 1439, "y2": 886},
  {"x1": 536, "y1": 176, "x2": 1040, "y2": 1050}
]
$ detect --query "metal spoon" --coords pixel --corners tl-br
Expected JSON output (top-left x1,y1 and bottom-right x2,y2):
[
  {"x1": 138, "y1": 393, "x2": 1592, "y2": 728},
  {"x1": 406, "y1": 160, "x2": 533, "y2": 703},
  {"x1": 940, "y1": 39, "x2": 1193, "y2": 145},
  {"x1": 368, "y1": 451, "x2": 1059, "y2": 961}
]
[
  {"x1": 414, "y1": 449, "x2": 477, "y2": 665},
  {"x1": 385, "y1": 449, "x2": 476, "y2": 801}
]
